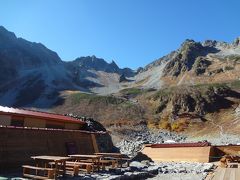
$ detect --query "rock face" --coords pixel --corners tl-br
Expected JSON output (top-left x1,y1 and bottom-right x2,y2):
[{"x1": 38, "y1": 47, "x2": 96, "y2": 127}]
[
  {"x1": 152, "y1": 85, "x2": 240, "y2": 117},
  {"x1": 119, "y1": 74, "x2": 128, "y2": 82},
  {"x1": 135, "y1": 36, "x2": 240, "y2": 89},
  {"x1": 162, "y1": 40, "x2": 212, "y2": 77},
  {"x1": 0, "y1": 26, "x2": 135, "y2": 107},
  {"x1": 68, "y1": 56, "x2": 134, "y2": 77}
]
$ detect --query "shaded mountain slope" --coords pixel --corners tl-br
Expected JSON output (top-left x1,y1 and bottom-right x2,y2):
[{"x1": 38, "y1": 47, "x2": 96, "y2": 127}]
[{"x1": 0, "y1": 26, "x2": 134, "y2": 107}]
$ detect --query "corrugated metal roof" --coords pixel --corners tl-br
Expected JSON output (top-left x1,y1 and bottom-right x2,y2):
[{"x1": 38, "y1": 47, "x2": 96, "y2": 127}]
[
  {"x1": 150, "y1": 142, "x2": 210, "y2": 148},
  {"x1": 0, "y1": 106, "x2": 85, "y2": 124}
]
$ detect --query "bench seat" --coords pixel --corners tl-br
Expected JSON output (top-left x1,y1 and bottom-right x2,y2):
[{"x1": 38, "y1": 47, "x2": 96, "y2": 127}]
[{"x1": 22, "y1": 165, "x2": 55, "y2": 180}]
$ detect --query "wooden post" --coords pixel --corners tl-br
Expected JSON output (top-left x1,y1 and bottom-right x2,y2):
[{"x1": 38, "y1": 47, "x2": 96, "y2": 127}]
[
  {"x1": 91, "y1": 134, "x2": 99, "y2": 153},
  {"x1": 48, "y1": 169, "x2": 54, "y2": 179},
  {"x1": 73, "y1": 166, "x2": 79, "y2": 176},
  {"x1": 86, "y1": 164, "x2": 92, "y2": 173}
]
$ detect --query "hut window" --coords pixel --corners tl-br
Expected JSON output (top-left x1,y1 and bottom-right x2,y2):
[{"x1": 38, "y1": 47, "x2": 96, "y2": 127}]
[
  {"x1": 46, "y1": 123, "x2": 64, "y2": 129},
  {"x1": 11, "y1": 116, "x2": 24, "y2": 127}
]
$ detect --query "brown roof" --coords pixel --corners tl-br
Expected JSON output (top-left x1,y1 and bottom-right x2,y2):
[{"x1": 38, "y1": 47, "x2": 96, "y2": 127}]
[
  {"x1": 150, "y1": 142, "x2": 210, "y2": 148},
  {"x1": 0, "y1": 106, "x2": 85, "y2": 124}
]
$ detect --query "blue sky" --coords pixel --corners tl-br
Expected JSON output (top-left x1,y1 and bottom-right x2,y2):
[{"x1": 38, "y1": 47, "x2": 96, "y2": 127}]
[{"x1": 0, "y1": 0, "x2": 240, "y2": 69}]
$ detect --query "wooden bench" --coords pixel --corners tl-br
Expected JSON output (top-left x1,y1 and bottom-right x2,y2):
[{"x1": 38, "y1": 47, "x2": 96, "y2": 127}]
[
  {"x1": 105, "y1": 157, "x2": 131, "y2": 167},
  {"x1": 121, "y1": 158, "x2": 131, "y2": 167},
  {"x1": 66, "y1": 161, "x2": 94, "y2": 174},
  {"x1": 49, "y1": 161, "x2": 93, "y2": 175},
  {"x1": 99, "y1": 159, "x2": 117, "y2": 170},
  {"x1": 22, "y1": 165, "x2": 55, "y2": 180},
  {"x1": 76, "y1": 159, "x2": 117, "y2": 170}
]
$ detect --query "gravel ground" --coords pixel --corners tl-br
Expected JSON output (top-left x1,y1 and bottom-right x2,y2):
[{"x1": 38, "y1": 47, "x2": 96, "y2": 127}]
[
  {"x1": 116, "y1": 127, "x2": 186, "y2": 157},
  {"x1": 186, "y1": 133, "x2": 240, "y2": 145},
  {"x1": 147, "y1": 173, "x2": 207, "y2": 180},
  {"x1": 146, "y1": 162, "x2": 214, "y2": 180}
]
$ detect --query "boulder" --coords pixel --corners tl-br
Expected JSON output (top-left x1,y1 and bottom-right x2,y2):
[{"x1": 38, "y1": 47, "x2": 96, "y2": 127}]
[{"x1": 129, "y1": 161, "x2": 147, "y2": 171}]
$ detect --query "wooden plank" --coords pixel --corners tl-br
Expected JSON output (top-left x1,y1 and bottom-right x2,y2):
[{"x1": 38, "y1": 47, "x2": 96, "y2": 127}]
[
  {"x1": 23, "y1": 173, "x2": 54, "y2": 180},
  {"x1": 223, "y1": 168, "x2": 232, "y2": 180},
  {"x1": 91, "y1": 134, "x2": 99, "y2": 153},
  {"x1": 236, "y1": 168, "x2": 240, "y2": 180},
  {"x1": 212, "y1": 168, "x2": 226, "y2": 180},
  {"x1": 229, "y1": 168, "x2": 236, "y2": 180},
  {"x1": 141, "y1": 146, "x2": 211, "y2": 163}
]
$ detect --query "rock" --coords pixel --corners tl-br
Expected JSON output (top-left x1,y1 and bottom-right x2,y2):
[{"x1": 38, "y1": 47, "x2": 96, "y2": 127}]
[
  {"x1": 123, "y1": 172, "x2": 134, "y2": 179},
  {"x1": 129, "y1": 161, "x2": 148, "y2": 171},
  {"x1": 132, "y1": 171, "x2": 149, "y2": 179},
  {"x1": 119, "y1": 74, "x2": 128, "y2": 82},
  {"x1": 193, "y1": 57, "x2": 211, "y2": 75},
  {"x1": 116, "y1": 127, "x2": 186, "y2": 157},
  {"x1": 162, "y1": 39, "x2": 215, "y2": 77},
  {"x1": 146, "y1": 165, "x2": 159, "y2": 174},
  {"x1": 106, "y1": 175, "x2": 122, "y2": 180},
  {"x1": 132, "y1": 152, "x2": 153, "y2": 162},
  {"x1": 141, "y1": 160, "x2": 152, "y2": 166},
  {"x1": 65, "y1": 114, "x2": 106, "y2": 132},
  {"x1": 202, "y1": 163, "x2": 214, "y2": 172},
  {"x1": 108, "y1": 168, "x2": 122, "y2": 175}
]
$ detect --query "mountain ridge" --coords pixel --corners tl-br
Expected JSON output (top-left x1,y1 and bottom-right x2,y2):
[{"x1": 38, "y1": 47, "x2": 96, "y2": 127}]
[{"x1": 0, "y1": 25, "x2": 240, "y2": 110}]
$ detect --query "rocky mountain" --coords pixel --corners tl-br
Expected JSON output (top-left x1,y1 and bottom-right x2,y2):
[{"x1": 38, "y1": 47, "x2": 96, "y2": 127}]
[
  {"x1": 1, "y1": 26, "x2": 240, "y2": 137},
  {"x1": 133, "y1": 37, "x2": 240, "y2": 89},
  {"x1": 0, "y1": 26, "x2": 135, "y2": 107},
  {"x1": 53, "y1": 37, "x2": 240, "y2": 138}
]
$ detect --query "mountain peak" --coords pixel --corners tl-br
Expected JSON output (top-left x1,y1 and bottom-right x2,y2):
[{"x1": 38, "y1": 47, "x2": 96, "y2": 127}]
[
  {"x1": 110, "y1": 60, "x2": 119, "y2": 68},
  {"x1": 0, "y1": 26, "x2": 17, "y2": 41},
  {"x1": 202, "y1": 40, "x2": 218, "y2": 47},
  {"x1": 180, "y1": 39, "x2": 201, "y2": 49},
  {"x1": 233, "y1": 37, "x2": 240, "y2": 47}
]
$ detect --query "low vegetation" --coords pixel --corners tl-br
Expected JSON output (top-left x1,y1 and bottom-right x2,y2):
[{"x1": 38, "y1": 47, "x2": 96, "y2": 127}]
[
  {"x1": 120, "y1": 88, "x2": 144, "y2": 96},
  {"x1": 53, "y1": 92, "x2": 146, "y2": 127},
  {"x1": 70, "y1": 93, "x2": 125, "y2": 105}
]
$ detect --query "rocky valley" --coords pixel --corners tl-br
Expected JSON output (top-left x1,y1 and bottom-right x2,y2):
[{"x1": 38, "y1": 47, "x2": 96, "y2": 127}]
[{"x1": 0, "y1": 26, "x2": 240, "y2": 141}]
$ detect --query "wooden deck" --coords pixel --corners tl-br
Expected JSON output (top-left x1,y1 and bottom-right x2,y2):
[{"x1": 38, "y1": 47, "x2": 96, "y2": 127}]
[{"x1": 210, "y1": 167, "x2": 240, "y2": 180}]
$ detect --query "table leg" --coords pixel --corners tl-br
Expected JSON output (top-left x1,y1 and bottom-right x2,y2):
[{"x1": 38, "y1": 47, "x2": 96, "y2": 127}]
[
  {"x1": 63, "y1": 161, "x2": 66, "y2": 177},
  {"x1": 97, "y1": 158, "x2": 100, "y2": 171},
  {"x1": 55, "y1": 161, "x2": 58, "y2": 178}
]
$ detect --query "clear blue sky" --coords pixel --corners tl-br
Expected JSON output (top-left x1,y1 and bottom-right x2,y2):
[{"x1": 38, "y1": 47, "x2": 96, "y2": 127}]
[{"x1": 0, "y1": 0, "x2": 240, "y2": 69}]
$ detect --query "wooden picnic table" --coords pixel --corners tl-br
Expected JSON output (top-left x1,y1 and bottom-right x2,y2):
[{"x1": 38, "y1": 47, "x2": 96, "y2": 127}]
[
  {"x1": 69, "y1": 154, "x2": 103, "y2": 171},
  {"x1": 31, "y1": 155, "x2": 71, "y2": 177},
  {"x1": 94, "y1": 153, "x2": 126, "y2": 167}
]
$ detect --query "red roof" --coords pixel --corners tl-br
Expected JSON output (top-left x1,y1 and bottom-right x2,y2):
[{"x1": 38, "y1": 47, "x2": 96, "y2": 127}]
[
  {"x1": 0, "y1": 106, "x2": 85, "y2": 124},
  {"x1": 150, "y1": 142, "x2": 210, "y2": 148}
]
